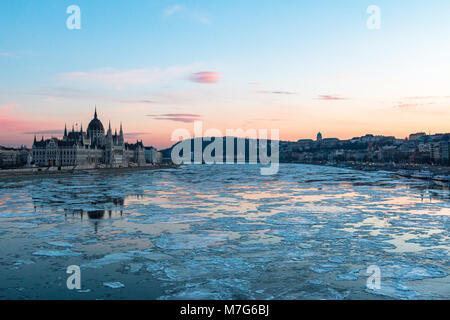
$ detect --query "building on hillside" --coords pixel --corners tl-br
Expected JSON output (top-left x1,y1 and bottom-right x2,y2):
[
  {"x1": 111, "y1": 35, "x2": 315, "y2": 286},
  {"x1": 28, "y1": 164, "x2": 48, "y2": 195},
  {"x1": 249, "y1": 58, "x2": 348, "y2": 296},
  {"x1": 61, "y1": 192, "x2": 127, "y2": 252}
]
[
  {"x1": 409, "y1": 132, "x2": 427, "y2": 143},
  {"x1": 316, "y1": 132, "x2": 322, "y2": 141},
  {"x1": 432, "y1": 141, "x2": 450, "y2": 164},
  {"x1": 0, "y1": 146, "x2": 30, "y2": 169},
  {"x1": 440, "y1": 141, "x2": 450, "y2": 164},
  {"x1": 144, "y1": 146, "x2": 163, "y2": 164}
]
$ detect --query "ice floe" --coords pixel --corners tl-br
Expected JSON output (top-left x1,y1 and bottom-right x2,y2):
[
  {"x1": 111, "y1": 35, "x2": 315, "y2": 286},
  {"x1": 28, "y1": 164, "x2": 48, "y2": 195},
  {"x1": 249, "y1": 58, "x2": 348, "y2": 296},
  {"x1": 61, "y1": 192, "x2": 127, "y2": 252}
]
[
  {"x1": 81, "y1": 250, "x2": 153, "y2": 269},
  {"x1": 47, "y1": 241, "x2": 74, "y2": 248},
  {"x1": 103, "y1": 282, "x2": 125, "y2": 289},
  {"x1": 32, "y1": 249, "x2": 81, "y2": 257}
]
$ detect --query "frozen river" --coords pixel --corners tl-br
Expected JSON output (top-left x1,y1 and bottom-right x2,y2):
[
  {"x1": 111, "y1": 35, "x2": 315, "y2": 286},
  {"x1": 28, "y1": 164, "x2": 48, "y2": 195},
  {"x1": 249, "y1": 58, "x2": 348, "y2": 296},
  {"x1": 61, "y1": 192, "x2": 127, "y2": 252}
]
[{"x1": 0, "y1": 164, "x2": 449, "y2": 299}]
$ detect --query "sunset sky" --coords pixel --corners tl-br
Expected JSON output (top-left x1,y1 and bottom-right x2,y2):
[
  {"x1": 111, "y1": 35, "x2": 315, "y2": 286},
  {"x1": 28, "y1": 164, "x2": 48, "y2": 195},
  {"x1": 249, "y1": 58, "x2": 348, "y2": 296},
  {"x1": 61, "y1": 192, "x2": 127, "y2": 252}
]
[{"x1": 1, "y1": 0, "x2": 450, "y2": 149}]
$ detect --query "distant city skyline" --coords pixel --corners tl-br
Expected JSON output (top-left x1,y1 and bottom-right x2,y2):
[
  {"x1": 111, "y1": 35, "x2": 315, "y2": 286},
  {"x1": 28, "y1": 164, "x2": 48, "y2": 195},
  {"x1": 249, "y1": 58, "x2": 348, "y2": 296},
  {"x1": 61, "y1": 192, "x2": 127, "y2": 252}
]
[{"x1": 1, "y1": 1, "x2": 450, "y2": 148}]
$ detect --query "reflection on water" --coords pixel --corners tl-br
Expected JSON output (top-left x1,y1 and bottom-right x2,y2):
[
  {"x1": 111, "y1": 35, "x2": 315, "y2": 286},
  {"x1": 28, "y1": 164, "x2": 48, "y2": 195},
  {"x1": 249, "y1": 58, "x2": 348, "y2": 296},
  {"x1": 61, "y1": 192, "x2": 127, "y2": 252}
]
[{"x1": 0, "y1": 164, "x2": 449, "y2": 300}]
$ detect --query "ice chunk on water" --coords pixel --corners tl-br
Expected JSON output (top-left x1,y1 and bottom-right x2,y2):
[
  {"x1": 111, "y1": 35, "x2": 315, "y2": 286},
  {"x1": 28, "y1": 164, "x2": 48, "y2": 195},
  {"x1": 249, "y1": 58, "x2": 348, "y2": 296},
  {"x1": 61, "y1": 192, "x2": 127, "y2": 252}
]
[
  {"x1": 47, "y1": 241, "x2": 74, "y2": 248},
  {"x1": 145, "y1": 262, "x2": 165, "y2": 273},
  {"x1": 328, "y1": 288, "x2": 350, "y2": 300},
  {"x1": 81, "y1": 250, "x2": 152, "y2": 269},
  {"x1": 160, "y1": 278, "x2": 253, "y2": 300},
  {"x1": 380, "y1": 263, "x2": 447, "y2": 281},
  {"x1": 32, "y1": 249, "x2": 80, "y2": 257},
  {"x1": 310, "y1": 263, "x2": 339, "y2": 274},
  {"x1": 336, "y1": 269, "x2": 360, "y2": 281},
  {"x1": 366, "y1": 280, "x2": 418, "y2": 300},
  {"x1": 127, "y1": 263, "x2": 143, "y2": 273},
  {"x1": 82, "y1": 252, "x2": 132, "y2": 269},
  {"x1": 159, "y1": 288, "x2": 222, "y2": 300},
  {"x1": 155, "y1": 232, "x2": 230, "y2": 250},
  {"x1": 103, "y1": 282, "x2": 124, "y2": 289},
  {"x1": 328, "y1": 256, "x2": 345, "y2": 264},
  {"x1": 13, "y1": 260, "x2": 35, "y2": 266}
]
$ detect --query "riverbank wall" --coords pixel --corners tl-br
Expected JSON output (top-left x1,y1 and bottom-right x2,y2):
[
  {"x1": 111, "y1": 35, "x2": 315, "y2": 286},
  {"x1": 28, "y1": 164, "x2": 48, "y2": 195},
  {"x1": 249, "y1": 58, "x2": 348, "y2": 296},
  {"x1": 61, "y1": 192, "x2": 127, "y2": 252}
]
[{"x1": 0, "y1": 162, "x2": 178, "y2": 179}]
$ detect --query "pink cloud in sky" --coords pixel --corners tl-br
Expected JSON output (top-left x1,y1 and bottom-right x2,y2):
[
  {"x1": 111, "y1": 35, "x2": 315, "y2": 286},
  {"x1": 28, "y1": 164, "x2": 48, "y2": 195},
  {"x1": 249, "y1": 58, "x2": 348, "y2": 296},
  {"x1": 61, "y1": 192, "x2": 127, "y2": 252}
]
[
  {"x1": 395, "y1": 101, "x2": 437, "y2": 111},
  {"x1": 405, "y1": 96, "x2": 450, "y2": 100},
  {"x1": 190, "y1": 72, "x2": 220, "y2": 84},
  {"x1": 257, "y1": 90, "x2": 296, "y2": 95},
  {"x1": 147, "y1": 113, "x2": 202, "y2": 123},
  {"x1": 316, "y1": 95, "x2": 348, "y2": 101},
  {"x1": 392, "y1": 96, "x2": 450, "y2": 114},
  {"x1": 396, "y1": 102, "x2": 424, "y2": 109}
]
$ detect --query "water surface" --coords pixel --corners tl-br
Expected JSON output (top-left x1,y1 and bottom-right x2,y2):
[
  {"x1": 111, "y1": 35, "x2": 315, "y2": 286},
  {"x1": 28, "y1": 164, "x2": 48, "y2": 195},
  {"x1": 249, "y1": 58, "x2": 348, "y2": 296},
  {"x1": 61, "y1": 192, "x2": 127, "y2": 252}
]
[{"x1": 0, "y1": 164, "x2": 449, "y2": 299}]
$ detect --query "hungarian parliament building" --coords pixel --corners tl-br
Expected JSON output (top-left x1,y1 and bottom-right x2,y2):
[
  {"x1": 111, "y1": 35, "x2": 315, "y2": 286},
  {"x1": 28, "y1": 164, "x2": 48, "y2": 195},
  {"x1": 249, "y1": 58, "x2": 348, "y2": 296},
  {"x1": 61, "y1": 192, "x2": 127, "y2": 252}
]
[{"x1": 32, "y1": 109, "x2": 146, "y2": 167}]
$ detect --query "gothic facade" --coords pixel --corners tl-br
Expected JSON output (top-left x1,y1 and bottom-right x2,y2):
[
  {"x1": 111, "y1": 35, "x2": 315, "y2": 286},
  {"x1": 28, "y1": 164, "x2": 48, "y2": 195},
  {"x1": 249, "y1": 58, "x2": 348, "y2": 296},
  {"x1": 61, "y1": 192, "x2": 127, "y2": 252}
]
[{"x1": 32, "y1": 109, "x2": 145, "y2": 167}]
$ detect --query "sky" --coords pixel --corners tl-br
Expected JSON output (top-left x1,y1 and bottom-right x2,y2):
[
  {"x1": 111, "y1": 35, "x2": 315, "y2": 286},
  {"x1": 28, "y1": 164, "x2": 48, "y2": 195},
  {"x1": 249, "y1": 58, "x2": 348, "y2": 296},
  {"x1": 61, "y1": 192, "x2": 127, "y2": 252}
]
[{"x1": 1, "y1": 0, "x2": 450, "y2": 148}]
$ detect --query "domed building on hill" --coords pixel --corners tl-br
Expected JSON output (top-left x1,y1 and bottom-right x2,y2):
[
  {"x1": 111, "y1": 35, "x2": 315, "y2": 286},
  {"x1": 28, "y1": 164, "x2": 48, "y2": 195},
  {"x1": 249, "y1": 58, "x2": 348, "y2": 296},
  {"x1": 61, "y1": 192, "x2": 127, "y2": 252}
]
[{"x1": 31, "y1": 108, "x2": 145, "y2": 167}]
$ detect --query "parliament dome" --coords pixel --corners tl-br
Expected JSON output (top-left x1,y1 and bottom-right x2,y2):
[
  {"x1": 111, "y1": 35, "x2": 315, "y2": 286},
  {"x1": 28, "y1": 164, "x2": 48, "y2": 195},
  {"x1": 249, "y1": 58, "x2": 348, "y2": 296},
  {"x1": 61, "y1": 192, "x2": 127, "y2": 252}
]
[{"x1": 87, "y1": 108, "x2": 104, "y2": 132}]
